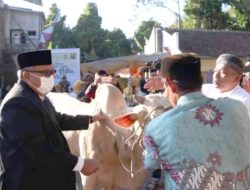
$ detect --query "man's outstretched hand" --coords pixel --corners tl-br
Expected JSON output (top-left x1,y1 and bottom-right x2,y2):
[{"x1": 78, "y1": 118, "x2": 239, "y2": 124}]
[
  {"x1": 144, "y1": 76, "x2": 164, "y2": 91},
  {"x1": 81, "y1": 158, "x2": 99, "y2": 176}
]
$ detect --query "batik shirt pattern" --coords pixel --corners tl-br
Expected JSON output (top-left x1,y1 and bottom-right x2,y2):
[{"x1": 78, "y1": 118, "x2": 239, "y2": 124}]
[{"x1": 143, "y1": 92, "x2": 250, "y2": 190}]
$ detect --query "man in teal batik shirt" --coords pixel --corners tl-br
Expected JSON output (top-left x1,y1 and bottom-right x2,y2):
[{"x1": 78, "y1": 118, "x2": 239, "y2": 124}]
[{"x1": 143, "y1": 53, "x2": 250, "y2": 190}]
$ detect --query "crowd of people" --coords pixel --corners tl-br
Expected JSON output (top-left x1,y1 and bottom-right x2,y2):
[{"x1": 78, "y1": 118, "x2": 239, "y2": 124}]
[{"x1": 1, "y1": 49, "x2": 250, "y2": 190}]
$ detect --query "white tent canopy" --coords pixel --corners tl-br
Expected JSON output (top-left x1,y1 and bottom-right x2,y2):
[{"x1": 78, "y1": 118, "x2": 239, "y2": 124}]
[{"x1": 80, "y1": 52, "x2": 168, "y2": 74}]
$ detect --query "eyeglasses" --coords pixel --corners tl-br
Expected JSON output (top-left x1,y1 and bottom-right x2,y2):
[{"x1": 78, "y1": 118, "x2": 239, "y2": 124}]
[{"x1": 24, "y1": 68, "x2": 56, "y2": 77}]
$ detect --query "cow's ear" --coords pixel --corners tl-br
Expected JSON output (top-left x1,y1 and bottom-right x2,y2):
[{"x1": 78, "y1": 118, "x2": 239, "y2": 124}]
[
  {"x1": 133, "y1": 95, "x2": 145, "y2": 104},
  {"x1": 113, "y1": 112, "x2": 138, "y2": 128}
]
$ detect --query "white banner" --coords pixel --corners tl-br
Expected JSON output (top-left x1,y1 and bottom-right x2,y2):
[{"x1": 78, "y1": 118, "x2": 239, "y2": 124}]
[{"x1": 52, "y1": 48, "x2": 80, "y2": 90}]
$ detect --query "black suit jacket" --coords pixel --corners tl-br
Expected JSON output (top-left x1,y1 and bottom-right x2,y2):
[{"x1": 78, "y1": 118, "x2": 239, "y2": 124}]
[{"x1": 0, "y1": 80, "x2": 91, "y2": 190}]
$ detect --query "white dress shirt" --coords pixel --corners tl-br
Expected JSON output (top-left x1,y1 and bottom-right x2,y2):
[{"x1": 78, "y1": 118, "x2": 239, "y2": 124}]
[
  {"x1": 202, "y1": 84, "x2": 250, "y2": 117},
  {"x1": 73, "y1": 157, "x2": 85, "y2": 171}
]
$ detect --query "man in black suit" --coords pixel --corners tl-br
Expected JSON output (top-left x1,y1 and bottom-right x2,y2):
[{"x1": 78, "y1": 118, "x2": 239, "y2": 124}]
[{"x1": 0, "y1": 50, "x2": 106, "y2": 190}]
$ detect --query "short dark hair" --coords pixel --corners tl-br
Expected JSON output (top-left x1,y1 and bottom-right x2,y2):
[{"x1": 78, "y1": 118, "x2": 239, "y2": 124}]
[
  {"x1": 160, "y1": 53, "x2": 203, "y2": 90},
  {"x1": 97, "y1": 70, "x2": 108, "y2": 76},
  {"x1": 216, "y1": 54, "x2": 243, "y2": 74}
]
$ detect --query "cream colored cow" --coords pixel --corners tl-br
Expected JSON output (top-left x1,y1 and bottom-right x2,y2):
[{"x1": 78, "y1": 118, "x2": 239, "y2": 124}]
[
  {"x1": 47, "y1": 85, "x2": 171, "y2": 190},
  {"x1": 46, "y1": 92, "x2": 96, "y2": 156},
  {"x1": 80, "y1": 84, "x2": 171, "y2": 190}
]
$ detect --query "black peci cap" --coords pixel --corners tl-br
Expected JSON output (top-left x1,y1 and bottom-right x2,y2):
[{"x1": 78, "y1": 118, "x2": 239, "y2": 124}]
[{"x1": 17, "y1": 49, "x2": 52, "y2": 70}]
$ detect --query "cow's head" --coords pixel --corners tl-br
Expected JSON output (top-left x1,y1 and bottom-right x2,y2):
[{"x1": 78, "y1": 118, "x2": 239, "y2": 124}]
[{"x1": 113, "y1": 93, "x2": 172, "y2": 129}]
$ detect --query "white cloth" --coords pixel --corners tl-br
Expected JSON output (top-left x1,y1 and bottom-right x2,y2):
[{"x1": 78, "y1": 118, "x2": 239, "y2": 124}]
[
  {"x1": 73, "y1": 157, "x2": 85, "y2": 171},
  {"x1": 202, "y1": 84, "x2": 250, "y2": 117},
  {"x1": 69, "y1": 92, "x2": 77, "y2": 98}
]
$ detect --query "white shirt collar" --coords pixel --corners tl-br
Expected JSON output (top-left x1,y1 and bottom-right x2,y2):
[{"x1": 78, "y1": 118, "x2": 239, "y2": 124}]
[{"x1": 219, "y1": 85, "x2": 240, "y2": 97}]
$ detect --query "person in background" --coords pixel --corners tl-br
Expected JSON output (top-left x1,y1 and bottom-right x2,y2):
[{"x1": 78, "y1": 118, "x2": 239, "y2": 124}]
[
  {"x1": 0, "y1": 50, "x2": 107, "y2": 190},
  {"x1": 84, "y1": 70, "x2": 117, "y2": 101},
  {"x1": 77, "y1": 73, "x2": 94, "y2": 102},
  {"x1": 70, "y1": 80, "x2": 85, "y2": 99},
  {"x1": 59, "y1": 74, "x2": 70, "y2": 93},
  {"x1": 144, "y1": 54, "x2": 250, "y2": 117},
  {"x1": 202, "y1": 53, "x2": 250, "y2": 117},
  {"x1": 138, "y1": 67, "x2": 149, "y2": 96},
  {"x1": 109, "y1": 73, "x2": 124, "y2": 93},
  {"x1": 123, "y1": 77, "x2": 137, "y2": 107},
  {"x1": 143, "y1": 53, "x2": 250, "y2": 189},
  {"x1": 241, "y1": 55, "x2": 250, "y2": 93},
  {"x1": 84, "y1": 70, "x2": 108, "y2": 101}
]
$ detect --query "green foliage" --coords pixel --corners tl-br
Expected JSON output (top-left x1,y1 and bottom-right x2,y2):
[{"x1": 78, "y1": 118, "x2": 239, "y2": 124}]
[
  {"x1": 223, "y1": 0, "x2": 250, "y2": 29},
  {"x1": 182, "y1": 0, "x2": 250, "y2": 30},
  {"x1": 223, "y1": 0, "x2": 250, "y2": 16},
  {"x1": 45, "y1": 4, "x2": 75, "y2": 49},
  {"x1": 45, "y1": 3, "x2": 58, "y2": 28},
  {"x1": 134, "y1": 20, "x2": 161, "y2": 52},
  {"x1": 136, "y1": 0, "x2": 250, "y2": 30},
  {"x1": 73, "y1": 3, "x2": 105, "y2": 61},
  {"x1": 183, "y1": 0, "x2": 230, "y2": 29},
  {"x1": 103, "y1": 29, "x2": 131, "y2": 57},
  {"x1": 72, "y1": 3, "x2": 131, "y2": 61},
  {"x1": 46, "y1": 2, "x2": 138, "y2": 61},
  {"x1": 52, "y1": 16, "x2": 76, "y2": 48},
  {"x1": 181, "y1": 15, "x2": 197, "y2": 29}
]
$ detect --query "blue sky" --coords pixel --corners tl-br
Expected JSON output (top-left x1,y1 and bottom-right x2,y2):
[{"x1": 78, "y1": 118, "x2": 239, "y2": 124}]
[{"x1": 5, "y1": 0, "x2": 185, "y2": 38}]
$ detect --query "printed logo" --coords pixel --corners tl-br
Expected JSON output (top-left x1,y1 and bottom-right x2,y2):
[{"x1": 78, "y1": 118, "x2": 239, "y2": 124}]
[{"x1": 194, "y1": 104, "x2": 223, "y2": 127}]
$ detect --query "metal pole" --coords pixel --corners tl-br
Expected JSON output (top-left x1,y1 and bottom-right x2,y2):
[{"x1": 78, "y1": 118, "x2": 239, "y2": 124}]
[
  {"x1": 163, "y1": 0, "x2": 181, "y2": 29},
  {"x1": 177, "y1": 0, "x2": 181, "y2": 29}
]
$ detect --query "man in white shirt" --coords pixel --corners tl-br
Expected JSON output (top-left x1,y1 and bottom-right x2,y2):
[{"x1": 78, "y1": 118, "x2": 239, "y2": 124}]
[
  {"x1": 202, "y1": 53, "x2": 250, "y2": 117},
  {"x1": 144, "y1": 53, "x2": 250, "y2": 117}
]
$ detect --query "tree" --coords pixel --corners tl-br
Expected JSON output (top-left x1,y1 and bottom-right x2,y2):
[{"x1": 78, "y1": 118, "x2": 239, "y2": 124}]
[
  {"x1": 134, "y1": 20, "x2": 161, "y2": 52},
  {"x1": 73, "y1": 3, "x2": 105, "y2": 61},
  {"x1": 103, "y1": 29, "x2": 131, "y2": 58},
  {"x1": 136, "y1": 0, "x2": 182, "y2": 28},
  {"x1": 183, "y1": 0, "x2": 231, "y2": 29},
  {"x1": 136, "y1": 0, "x2": 250, "y2": 30},
  {"x1": 44, "y1": 3, "x2": 58, "y2": 28},
  {"x1": 52, "y1": 16, "x2": 76, "y2": 48},
  {"x1": 46, "y1": 3, "x2": 132, "y2": 60},
  {"x1": 45, "y1": 4, "x2": 74, "y2": 48},
  {"x1": 73, "y1": 3, "x2": 132, "y2": 61},
  {"x1": 223, "y1": 0, "x2": 250, "y2": 29},
  {"x1": 224, "y1": 0, "x2": 250, "y2": 16}
]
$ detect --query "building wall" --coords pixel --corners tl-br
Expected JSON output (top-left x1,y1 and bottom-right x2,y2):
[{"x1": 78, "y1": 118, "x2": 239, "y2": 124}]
[
  {"x1": 144, "y1": 27, "x2": 157, "y2": 54},
  {"x1": 0, "y1": 6, "x2": 44, "y2": 86},
  {"x1": 145, "y1": 28, "x2": 217, "y2": 74},
  {"x1": 0, "y1": 0, "x2": 3, "y2": 7},
  {"x1": 5, "y1": 7, "x2": 44, "y2": 51}
]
